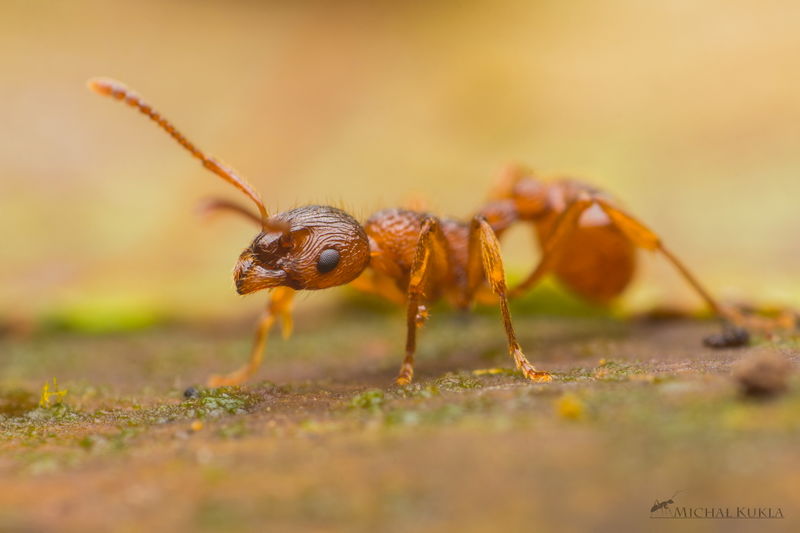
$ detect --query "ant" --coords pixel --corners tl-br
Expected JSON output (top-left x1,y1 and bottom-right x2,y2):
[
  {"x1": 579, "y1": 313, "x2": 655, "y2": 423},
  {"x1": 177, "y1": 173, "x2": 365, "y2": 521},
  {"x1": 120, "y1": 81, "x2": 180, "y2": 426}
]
[
  {"x1": 650, "y1": 498, "x2": 675, "y2": 514},
  {"x1": 88, "y1": 78, "x2": 782, "y2": 387},
  {"x1": 650, "y1": 490, "x2": 683, "y2": 514}
]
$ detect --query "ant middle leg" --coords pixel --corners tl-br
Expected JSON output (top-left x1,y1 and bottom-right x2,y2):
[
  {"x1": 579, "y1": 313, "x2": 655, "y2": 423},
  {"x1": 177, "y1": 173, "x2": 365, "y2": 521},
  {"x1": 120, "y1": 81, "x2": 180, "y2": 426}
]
[
  {"x1": 395, "y1": 217, "x2": 448, "y2": 385},
  {"x1": 207, "y1": 286, "x2": 295, "y2": 387},
  {"x1": 467, "y1": 215, "x2": 552, "y2": 382}
]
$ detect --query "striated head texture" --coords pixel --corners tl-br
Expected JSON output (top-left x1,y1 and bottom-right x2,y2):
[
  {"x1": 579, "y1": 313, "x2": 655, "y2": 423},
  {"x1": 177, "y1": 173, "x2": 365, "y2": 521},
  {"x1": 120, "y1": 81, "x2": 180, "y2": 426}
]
[{"x1": 234, "y1": 205, "x2": 370, "y2": 293}]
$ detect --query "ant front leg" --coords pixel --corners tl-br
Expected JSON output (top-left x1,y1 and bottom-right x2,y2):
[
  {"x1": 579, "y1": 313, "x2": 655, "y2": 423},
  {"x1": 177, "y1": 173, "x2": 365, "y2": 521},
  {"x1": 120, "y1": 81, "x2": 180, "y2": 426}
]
[
  {"x1": 207, "y1": 287, "x2": 295, "y2": 387},
  {"x1": 468, "y1": 216, "x2": 552, "y2": 382},
  {"x1": 396, "y1": 217, "x2": 447, "y2": 385}
]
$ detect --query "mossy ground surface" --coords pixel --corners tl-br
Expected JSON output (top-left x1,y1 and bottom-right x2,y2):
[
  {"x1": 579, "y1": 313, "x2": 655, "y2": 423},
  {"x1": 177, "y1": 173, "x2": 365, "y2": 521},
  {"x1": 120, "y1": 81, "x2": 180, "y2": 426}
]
[{"x1": 1, "y1": 309, "x2": 799, "y2": 532}]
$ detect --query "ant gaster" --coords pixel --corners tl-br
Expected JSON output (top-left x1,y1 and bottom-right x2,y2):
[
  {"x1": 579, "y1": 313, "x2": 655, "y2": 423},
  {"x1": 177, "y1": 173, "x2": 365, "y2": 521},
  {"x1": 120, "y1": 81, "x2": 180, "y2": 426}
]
[{"x1": 88, "y1": 78, "x2": 771, "y2": 387}]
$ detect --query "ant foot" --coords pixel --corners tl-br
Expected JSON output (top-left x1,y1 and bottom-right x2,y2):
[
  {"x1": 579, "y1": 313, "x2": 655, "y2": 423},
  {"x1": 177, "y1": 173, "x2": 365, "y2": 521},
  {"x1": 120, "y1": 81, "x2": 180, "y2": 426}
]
[
  {"x1": 522, "y1": 368, "x2": 553, "y2": 383},
  {"x1": 512, "y1": 348, "x2": 553, "y2": 383},
  {"x1": 207, "y1": 370, "x2": 249, "y2": 388},
  {"x1": 719, "y1": 303, "x2": 798, "y2": 335},
  {"x1": 395, "y1": 363, "x2": 414, "y2": 385}
]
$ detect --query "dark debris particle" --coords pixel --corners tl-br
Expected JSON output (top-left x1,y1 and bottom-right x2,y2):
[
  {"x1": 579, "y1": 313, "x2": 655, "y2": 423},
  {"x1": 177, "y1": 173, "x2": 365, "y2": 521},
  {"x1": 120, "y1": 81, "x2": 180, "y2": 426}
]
[
  {"x1": 732, "y1": 351, "x2": 792, "y2": 398},
  {"x1": 703, "y1": 326, "x2": 750, "y2": 349},
  {"x1": 183, "y1": 386, "x2": 200, "y2": 400}
]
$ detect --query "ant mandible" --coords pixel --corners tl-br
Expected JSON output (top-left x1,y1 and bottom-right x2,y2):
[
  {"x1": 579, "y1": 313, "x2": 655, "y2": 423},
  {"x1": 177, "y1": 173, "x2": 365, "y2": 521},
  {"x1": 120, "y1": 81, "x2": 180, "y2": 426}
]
[{"x1": 88, "y1": 78, "x2": 767, "y2": 387}]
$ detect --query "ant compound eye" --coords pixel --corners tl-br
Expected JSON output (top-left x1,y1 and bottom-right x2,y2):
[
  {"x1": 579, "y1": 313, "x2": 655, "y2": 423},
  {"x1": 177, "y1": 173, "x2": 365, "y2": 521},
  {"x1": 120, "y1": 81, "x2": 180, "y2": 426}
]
[{"x1": 316, "y1": 248, "x2": 340, "y2": 274}]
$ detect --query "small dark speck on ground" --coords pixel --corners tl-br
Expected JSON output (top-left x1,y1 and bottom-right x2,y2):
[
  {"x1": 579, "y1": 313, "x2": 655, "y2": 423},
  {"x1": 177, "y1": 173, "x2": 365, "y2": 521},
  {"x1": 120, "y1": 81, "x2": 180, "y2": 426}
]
[{"x1": 703, "y1": 324, "x2": 750, "y2": 348}]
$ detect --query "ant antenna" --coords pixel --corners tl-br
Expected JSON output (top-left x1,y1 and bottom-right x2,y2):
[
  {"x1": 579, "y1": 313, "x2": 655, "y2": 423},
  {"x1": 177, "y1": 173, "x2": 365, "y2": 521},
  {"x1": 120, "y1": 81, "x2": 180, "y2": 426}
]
[
  {"x1": 669, "y1": 489, "x2": 685, "y2": 500},
  {"x1": 87, "y1": 77, "x2": 270, "y2": 228}
]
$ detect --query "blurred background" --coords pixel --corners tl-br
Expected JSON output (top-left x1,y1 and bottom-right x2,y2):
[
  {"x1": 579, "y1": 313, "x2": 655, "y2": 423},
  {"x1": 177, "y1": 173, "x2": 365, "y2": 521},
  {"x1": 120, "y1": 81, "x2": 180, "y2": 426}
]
[{"x1": 2, "y1": 0, "x2": 800, "y2": 330}]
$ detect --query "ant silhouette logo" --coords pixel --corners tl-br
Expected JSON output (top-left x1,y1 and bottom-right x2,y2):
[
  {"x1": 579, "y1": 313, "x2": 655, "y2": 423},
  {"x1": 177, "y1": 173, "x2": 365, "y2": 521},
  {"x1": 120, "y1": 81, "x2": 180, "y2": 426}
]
[
  {"x1": 649, "y1": 490, "x2": 785, "y2": 520},
  {"x1": 650, "y1": 491, "x2": 684, "y2": 517}
]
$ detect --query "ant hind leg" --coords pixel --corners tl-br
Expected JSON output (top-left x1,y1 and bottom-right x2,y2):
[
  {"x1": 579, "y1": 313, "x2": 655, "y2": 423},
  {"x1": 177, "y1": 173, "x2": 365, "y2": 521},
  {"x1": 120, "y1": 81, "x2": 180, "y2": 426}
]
[
  {"x1": 508, "y1": 197, "x2": 594, "y2": 298},
  {"x1": 595, "y1": 200, "x2": 796, "y2": 336}
]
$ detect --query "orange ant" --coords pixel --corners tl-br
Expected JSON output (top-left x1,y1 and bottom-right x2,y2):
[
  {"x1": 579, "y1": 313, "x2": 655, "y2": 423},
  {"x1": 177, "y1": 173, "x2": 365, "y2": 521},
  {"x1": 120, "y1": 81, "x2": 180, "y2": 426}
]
[
  {"x1": 650, "y1": 490, "x2": 684, "y2": 514},
  {"x1": 88, "y1": 78, "x2": 783, "y2": 387}
]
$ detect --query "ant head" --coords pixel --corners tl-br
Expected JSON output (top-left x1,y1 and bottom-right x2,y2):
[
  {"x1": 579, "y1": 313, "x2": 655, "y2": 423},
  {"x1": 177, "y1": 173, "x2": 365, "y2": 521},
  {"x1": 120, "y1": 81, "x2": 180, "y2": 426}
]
[
  {"x1": 87, "y1": 79, "x2": 370, "y2": 295},
  {"x1": 234, "y1": 206, "x2": 370, "y2": 294},
  {"x1": 490, "y1": 164, "x2": 549, "y2": 219}
]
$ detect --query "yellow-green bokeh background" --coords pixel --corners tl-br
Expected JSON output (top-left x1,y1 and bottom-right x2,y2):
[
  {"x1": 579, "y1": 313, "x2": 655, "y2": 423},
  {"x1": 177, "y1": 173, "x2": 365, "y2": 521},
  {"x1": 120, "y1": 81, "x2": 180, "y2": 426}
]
[{"x1": 2, "y1": 0, "x2": 800, "y2": 325}]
